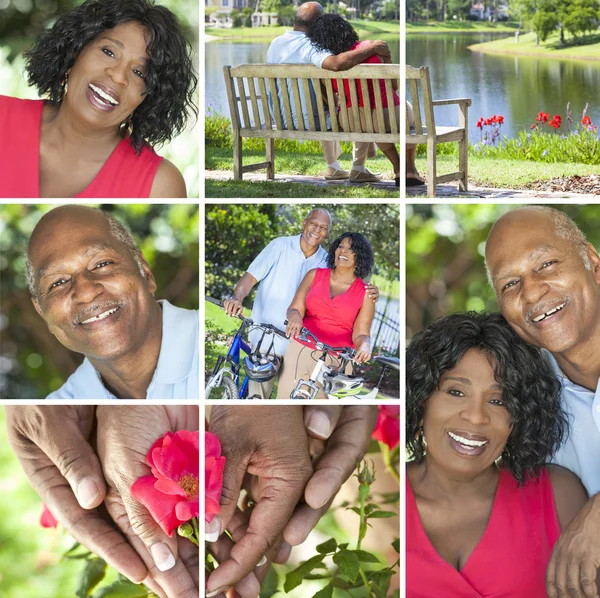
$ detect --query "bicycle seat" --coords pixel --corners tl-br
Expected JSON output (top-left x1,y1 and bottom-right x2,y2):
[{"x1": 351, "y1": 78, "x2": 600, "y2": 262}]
[{"x1": 373, "y1": 356, "x2": 400, "y2": 371}]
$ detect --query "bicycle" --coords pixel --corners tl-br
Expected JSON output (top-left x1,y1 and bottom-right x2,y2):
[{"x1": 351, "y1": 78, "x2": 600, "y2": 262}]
[
  {"x1": 284, "y1": 323, "x2": 400, "y2": 399},
  {"x1": 205, "y1": 297, "x2": 287, "y2": 399}
]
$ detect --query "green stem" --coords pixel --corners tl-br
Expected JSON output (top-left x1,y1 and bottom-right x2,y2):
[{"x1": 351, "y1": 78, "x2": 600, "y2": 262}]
[
  {"x1": 359, "y1": 568, "x2": 370, "y2": 597},
  {"x1": 380, "y1": 442, "x2": 400, "y2": 483},
  {"x1": 356, "y1": 484, "x2": 369, "y2": 551}
]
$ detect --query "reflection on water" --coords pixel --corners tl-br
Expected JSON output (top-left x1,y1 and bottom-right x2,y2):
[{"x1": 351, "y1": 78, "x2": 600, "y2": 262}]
[
  {"x1": 206, "y1": 39, "x2": 400, "y2": 114},
  {"x1": 407, "y1": 33, "x2": 600, "y2": 142}
]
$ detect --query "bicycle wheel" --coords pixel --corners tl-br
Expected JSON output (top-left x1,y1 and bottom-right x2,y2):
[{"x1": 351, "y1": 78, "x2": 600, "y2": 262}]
[{"x1": 207, "y1": 376, "x2": 240, "y2": 400}]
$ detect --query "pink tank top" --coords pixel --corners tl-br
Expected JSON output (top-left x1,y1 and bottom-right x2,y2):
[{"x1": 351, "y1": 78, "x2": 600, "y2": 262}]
[
  {"x1": 407, "y1": 468, "x2": 561, "y2": 598},
  {"x1": 300, "y1": 267, "x2": 366, "y2": 348},
  {"x1": 0, "y1": 95, "x2": 162, "y2": 198}
]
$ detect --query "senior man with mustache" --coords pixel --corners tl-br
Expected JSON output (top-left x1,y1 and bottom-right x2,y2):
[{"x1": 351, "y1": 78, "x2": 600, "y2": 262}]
[
  {"x1": 485, "y1": 206, "x2": 600, "y2": 598},
  {"x1": 26, "y1": 205, "x2": 198, "y2": 399}
]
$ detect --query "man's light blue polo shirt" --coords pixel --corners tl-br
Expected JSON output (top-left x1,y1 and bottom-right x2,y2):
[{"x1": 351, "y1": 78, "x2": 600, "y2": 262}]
[
  {"x1": 266, "y1": 30, "x2": 332, "y2": 130},
  {"x1": 547, "y1": 350, "x2": 600, "y2": 495},
  {"x1": 45, "y1": 300, "x2": 199, "y2": 400},
  {"x1": 247, "y1": 234, "x2": 328, "y2": 356}
]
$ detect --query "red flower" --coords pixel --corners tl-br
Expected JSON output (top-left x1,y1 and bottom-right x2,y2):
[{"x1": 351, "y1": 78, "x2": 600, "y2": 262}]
[
  {"x1": 536, "y1": 111, "x2": 549, "y2": 123},
  {"x1": 131, "y1": 430, "x2": 199, "y2": 536},
  {"x1": 205, "y1": 432, "x2": 226, "y2": 524},
  {"x1": 484, "y1": 118, "x2": 493, "y2": 126},
  {"x1": 40, "y1": 504, "x2": 58, "y2": 528},
  {"x1": 493, "y1": 115, "x2": 504, "y2": 125},
  {"x1": 549, "y1": 115, "x2": 561, "y2": 129},
  {"x1": 372, "y1": 405, "x2": 400, "y2": 450},
  {"x1": 582, "y1": 115, "x2": 592, "y2": 126},
  {"x1": 476, "y1": 117, "x2": 484, "y2": 128}
]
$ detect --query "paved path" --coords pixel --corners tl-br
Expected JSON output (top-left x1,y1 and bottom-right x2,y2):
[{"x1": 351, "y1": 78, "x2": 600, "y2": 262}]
[
  {"x1": 407, "y1": 183, "x2": 599, "y2": 199},
  {"x1": 206, "y1": 170, "x2": 400, "y2": 192}
]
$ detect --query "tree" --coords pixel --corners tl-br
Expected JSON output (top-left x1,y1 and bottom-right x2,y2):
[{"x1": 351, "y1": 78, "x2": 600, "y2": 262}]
[
  {"x1": 532, "y1": 0, "x2": 559, "y2": 42},
  {"x1": 561, "y1": 0, "x2": 600, "y2": 39}
]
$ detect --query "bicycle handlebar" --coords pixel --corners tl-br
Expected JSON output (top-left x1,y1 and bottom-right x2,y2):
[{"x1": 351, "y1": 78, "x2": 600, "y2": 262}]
[
  {"x1": 207, "y1": 297, "x2": 287, "y2": 338},
  {"x1": 283, "y1": 320, "x2": 356, "y2": 358}
]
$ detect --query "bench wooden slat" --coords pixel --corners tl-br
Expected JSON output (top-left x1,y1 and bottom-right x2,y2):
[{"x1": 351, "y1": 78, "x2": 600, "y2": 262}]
[
  {"x1": 239, "y1": 128, "x2": 398, "y2": 143},
  {"x1": 231, "y1": 63, "x2": 398, "y2": 79},
  {"x1": 314, "y1": 81, "x2": 327, "y2": 133},
  {"x1": 324, "y1": 79, "x2": 339, "y2": 133},
  {"x1": 373, "y1": 78, "x2": 386, "y2": 135},
  {"x1": 348, "y1": 79, "x2": 362, "y2": 134},
  {"x1": 301, "y1": 78, "x2": 316, "y2": 131},
  {"x1": 268, "y1": 77, "x2": 284, "y2": 131},
  {"x1": 280, "y1": 78, "x2": 295, "y2": 131},
  {"x1": 360, "y1": 79, "x2": 374, "y2": 134},
  {"x1": 291, "y1": 78, "x2": 305, "y2": 132},
  {"x1": 236, "y1": 77, "x2": 251, "y2": 129},
  {"x1": 384, "y1": 80, "x2": 398, "y2": 134},
  {"x1": 408, "y1": 79, "x2": 422, "y2": 134},
  {"x1": 337, "y1": 78, "x2": 350, "y2": 132},
  {"x1": 258, "y1": 78, "x2": 272, "y2": 131},
  {"x1": 248, "y1": 77, "x2": 261, "y2": 131}
]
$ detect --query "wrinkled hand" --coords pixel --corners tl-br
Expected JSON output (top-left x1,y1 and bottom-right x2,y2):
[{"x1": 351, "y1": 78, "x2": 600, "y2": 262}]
[
  {"x1": 96, "y1": 405, "x2": 199, "y2": 598},
  {"x1": 365, "y1": 282, "x2": 380, "y2": 303},
  {"x1": 5, "y1": 406, "x2": 148, "y2": 584},
  {"x1": 206, "y1": 406, "x2": 313, "y2": 596},
  {"x1": 283, "y1": 406, "x2": 379, "y2": 546},
  {"x1": 285, "y1": 311, "x2": 304, "y2": 339},
  {"x1": 223, "y1": 298, "x2": 243, "y2": 317},
  {"x1": 547, "y1": 493, "x2": 600, "y2": 598}
]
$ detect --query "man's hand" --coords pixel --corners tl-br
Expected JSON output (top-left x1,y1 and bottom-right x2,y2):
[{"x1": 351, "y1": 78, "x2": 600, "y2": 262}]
[
  {"x1": 5, "y1": 406, "x2": 148, "y2": 584},
  {"x1": 365, "y1": 282, "x2": 380, "y2": 303},
  {"x1": 223, "y1": 298, "x2": 244, "y2": 317},
  {"x1": 96, "y1": 405, "x2": 200, "y2": 598},
  {"x1": 206, "y1": 406, "x2": 313, "y2": 596},
  {"x1": 371, "y1": 40, "x2": 391, "y2": 60},
  {"x1": 547, "y1": 493, "x2": 600, "y2": 598},
  {"x1": 284, "y1": 406, "x2": 378, "y2": 546}
]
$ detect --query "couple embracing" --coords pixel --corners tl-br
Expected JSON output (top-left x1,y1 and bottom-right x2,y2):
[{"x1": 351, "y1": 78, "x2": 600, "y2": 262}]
[{"x1": 266, "y1": 3, "x2": 400, "y2": 186}]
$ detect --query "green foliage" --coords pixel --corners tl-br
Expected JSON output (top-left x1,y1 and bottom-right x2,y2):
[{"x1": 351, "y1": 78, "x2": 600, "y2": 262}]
[
  {"x1": 406, "y1": 204, "x2": 600, "y2": 336},
  {"x1": 532, "y1": 1, "x2": 559, "y2": 42},
  {"x1": 0, "y1": 204, "x2": 199, "y2": 399},
  {"x1": 76, "y1": 558, "x2": 107, "y2": 597},
  {"x1": 277, "y1": 5, "x2": 297, "y2": 27},
  {"x1": 561, "y1": 0, "x2": 600, "y2": 39}
]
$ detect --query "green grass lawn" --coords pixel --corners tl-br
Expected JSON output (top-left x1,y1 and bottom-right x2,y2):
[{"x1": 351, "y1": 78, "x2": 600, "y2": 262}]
[
  {"x1": 206, "y1": 20, "x2": 399, "y2": 43},
  {"x1": 372, "y1": 273, "x2": 400, "y2": 299},
  {"x1": 407, "y1": 20, "x2": 518, "y2": 33},
  {"x1": 206, "y1": 148, "x2": 400, "y2": 198},
  {"x1": 416, "y1": 154, "x2": 600, "y2": 188},
  {"x1": 468, "y1": 31, "x2": 600, "y2": 61}
]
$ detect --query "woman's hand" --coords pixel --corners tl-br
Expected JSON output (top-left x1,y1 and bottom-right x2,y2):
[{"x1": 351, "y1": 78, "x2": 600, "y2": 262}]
[
  {"x1": 286, "y1": 310, "x2": 304, "y2": 339},
  {"x1": 354, "y1": 339, "x2": 372, "y2": 363}
]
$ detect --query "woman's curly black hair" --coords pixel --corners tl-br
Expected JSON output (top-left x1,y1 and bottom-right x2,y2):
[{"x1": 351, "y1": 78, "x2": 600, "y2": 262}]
[
  {"x1": 24, "y1": 0, "x2": 197, "y2": 153},
  {"x1": 406, "y1": 312, "x2": 567, "y2": 485},
  {"x1": 308, "y1": 14, "x2": 359, "y2": 55},
  {"x1": 327, "y1": 232, "x2": 374, "y2": 280}
]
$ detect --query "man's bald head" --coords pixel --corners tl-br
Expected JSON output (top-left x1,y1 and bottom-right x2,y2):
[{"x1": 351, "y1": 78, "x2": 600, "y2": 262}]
[
  {"x1": 26, "y1": 206, "x2": 144, "y2": 300},
  {"x1": 485, "y1": 206, "x2": 591, "y2": 288},
  {"x1": 295, "y1": 2, "x2": 324, "y2": 30}
]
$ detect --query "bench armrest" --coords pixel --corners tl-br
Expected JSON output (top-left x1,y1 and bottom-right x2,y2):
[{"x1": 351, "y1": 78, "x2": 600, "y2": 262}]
[{"x1": 432, "y1": 98, "x2": 472, "y2": 107}]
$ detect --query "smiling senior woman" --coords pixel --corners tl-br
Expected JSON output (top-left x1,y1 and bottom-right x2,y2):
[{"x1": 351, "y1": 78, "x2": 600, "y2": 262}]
[{"x1": 0, "y1": 0, "x2": 197, "y2": 198}]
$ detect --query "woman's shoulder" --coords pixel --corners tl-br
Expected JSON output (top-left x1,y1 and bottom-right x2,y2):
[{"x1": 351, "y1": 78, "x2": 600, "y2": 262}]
[
  {"x1": 546, "y1": 464, "x2": 588, "y2": 532},
  {"x1": 149, "y1": 158, "x2": 187, "y2": 198},
  {"x1": 0, "y1": 94, "x2": 44, "y2": 117}
]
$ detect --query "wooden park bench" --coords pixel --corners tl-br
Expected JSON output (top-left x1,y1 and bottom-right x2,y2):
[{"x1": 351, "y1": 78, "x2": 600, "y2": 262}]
[
  {"x1": 223, "y1": 63, "x2": 400, "y2": 181},
  {"x1": 406, "y1": 65, "x2": 471, "y2": 197}
]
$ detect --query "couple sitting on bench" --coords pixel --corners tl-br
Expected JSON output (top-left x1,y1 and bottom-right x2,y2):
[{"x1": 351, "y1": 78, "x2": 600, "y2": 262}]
[{"x1": 266, "y1": 2, "x2": 400, "y2": 186}]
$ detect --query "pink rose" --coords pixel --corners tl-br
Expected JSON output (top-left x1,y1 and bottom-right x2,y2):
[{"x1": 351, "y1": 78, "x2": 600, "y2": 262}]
[
  {"x1": 372, "y1": 405, "x2": 400, "y2": 449},
  {"x1": 205, "y1": 432, "x2": 225, "y2": 524}
]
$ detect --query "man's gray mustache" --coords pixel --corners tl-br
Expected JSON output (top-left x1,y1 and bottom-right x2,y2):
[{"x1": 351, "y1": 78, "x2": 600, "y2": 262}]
[
  {"x1": 73, "y1": 300, "x2": 125, "y2": 325},
  {"x1": 525, "y1": 296, "x2": 570, "y2": 324}
]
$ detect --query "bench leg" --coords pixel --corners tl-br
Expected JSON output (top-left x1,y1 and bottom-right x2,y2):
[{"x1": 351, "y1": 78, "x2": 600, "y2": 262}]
[
  {"x1": 427, "y1": 137, "x2": 437, "y2": 198},
  {"x1": 266, "y1": 138, "x2": 274, "y2": 180},
  {"x1": 233, "y1": 135, "x2": 242, "y2": 181},
  {"x1": 458, "y1": 135, "x2": 468, "y2": 192}
]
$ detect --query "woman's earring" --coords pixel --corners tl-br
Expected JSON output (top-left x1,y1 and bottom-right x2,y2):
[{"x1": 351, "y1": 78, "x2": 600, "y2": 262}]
[
  {"x1": 61, "y1": 74, "x2": 69, "y2": 97},
  {"x1": 418, "y1": 425, "x2": 427, "y2": 454},
  {"x1": 119, "y1": 115, "x2": 134, "y2": 139},
  {"x1": 495, "y1": 447, "x2": 510, "y2": 469}
]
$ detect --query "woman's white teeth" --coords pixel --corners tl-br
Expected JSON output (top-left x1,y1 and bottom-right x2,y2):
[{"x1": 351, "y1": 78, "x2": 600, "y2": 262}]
[
  {"x1": 81, "y1": 307, "x2": 118, "y2": 324},
  {"x1": 533, "y1": 302, "x2": 566, "y2": 322},
  {"x1": 89, "y1": 84, "x2": 119, "y2": 106},
  {"x1": 448, "y1": 432, "x2": 487, "y2": 447}
]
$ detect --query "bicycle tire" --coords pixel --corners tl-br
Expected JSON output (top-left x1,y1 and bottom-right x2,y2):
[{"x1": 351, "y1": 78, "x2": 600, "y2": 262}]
[{"x1": 208, "y1": 376, "x2": 240, "y2": 400}]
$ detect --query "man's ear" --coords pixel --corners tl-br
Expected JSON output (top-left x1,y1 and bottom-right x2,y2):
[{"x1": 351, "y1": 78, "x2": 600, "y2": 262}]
[
  {"x1": 138, "y1": 253, "x2": 157, "y2": 294},
  {"x1": 586, "y1": 243, "x2": 600, "y2": 284},
  {"x1": 31, "y1": 296, "x2": 44, "y2": 317}
]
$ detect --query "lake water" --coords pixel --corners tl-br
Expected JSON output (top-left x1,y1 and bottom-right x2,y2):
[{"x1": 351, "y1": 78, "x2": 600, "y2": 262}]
[
  {"x1": 407, "y1": 33, "x2": 600, "y2": 142},
  {"x1": 205, "y1": 38, "x2": 400, "y2": 114}
]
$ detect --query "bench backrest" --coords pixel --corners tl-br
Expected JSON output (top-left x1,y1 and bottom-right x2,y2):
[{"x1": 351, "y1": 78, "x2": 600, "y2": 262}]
[
  {"x1": 224, "y1": 64, "x2": 400, "y2": 138},
  {"x1": 406, "y1": 65, "x2": 435, "y2": 134}
]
